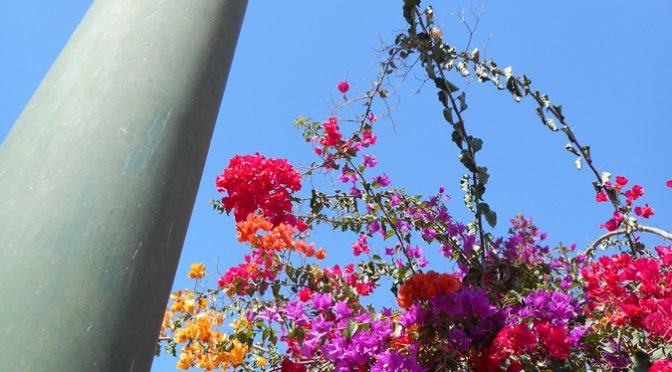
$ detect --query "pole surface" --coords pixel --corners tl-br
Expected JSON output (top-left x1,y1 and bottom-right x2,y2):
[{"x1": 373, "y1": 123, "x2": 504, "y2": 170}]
[{"x1": 0, "y1": 1, "x2": 247, "y2": 371}]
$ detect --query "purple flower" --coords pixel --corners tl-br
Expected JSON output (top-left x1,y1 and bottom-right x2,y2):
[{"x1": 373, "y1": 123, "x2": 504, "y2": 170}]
[
  {"x1": 369, "y1": 220, "x2": 382, "y2": 235},
  {"x1": 312, "y1": 293, "x2": 333, "y2": 312},
  {"x1": 568, "y1": 325, "x2": 589, "y2": 347},
  {"x1": 374, "y1": 173, "x2": 391, "y2": 187},
  {"x1": 514, "y1": 289, "x2": 577, "y2": 327},
  {"x1": 446, "y1": 223, "x2": 465, "y2": 237},
  {"x1": 389, "y1": 194, "x2": 400, "y2": 206},
  {"x1": 363, "y1": 155, "x2": 379, "y2": 168},
  {"x1": 421, "y1": 228, "x2": 437, "y2": 240},
  {"x1": 405, "y1": 245, "x2": 423, "y2": 259},
  {"x1": 350, "y1": 186, "x2": 363, "y2": 198},
  {"x1": 334, "y1": 301, "x2": 352, "y2": 319},
  {"x1": 560, "y1": 274, "x2": 574, "y2": 290},
  {"x1": 440, "y1": 243, "x2": 453, "y2": 258},
  {"x1": 371, "y1": 351, "x2": 425, "y2": 372}
]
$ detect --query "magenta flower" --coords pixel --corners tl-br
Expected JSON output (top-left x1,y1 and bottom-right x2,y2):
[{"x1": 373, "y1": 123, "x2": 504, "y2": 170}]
[
  {"x1": 337, "y1": 81, "x2": 349, "y2": 93},
  {"x1": 363, "y1": 154, "x2": 379, "y2": 168}
]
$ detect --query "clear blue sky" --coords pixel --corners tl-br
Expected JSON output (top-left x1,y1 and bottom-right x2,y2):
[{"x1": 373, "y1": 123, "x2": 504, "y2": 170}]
[{"x1": 2, "y1": 1, "x2": 671, "y2": 371}]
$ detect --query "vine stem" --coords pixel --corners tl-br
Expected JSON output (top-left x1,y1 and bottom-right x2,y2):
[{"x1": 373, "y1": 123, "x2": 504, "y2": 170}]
[
  {"x1": 413, "y1": 8, "x2": 488, "y2": 268},
  {"x1": 587, "y1": 225, "x2": 672, "y2": 255}
]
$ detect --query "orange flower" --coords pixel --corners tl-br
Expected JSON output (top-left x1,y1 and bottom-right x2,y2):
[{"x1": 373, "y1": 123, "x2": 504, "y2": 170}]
[
  {"x1": 187, "y1": 263, "x2": 206, "y2": 279},
  {"x1": 295, "y1": 240, "x2": 315, "y2": 257},
  {"x1": 397, "y1": 271, "x2": 461, "y2": 309},
  {"x1": 315, "y1": 248, "x2": 327, "y2": 260}
]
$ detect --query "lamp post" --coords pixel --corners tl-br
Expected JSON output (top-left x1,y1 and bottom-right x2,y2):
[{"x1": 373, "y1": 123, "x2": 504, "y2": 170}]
[{"x1": 0, "y1": 1, "x2": 247, "y2": 370}]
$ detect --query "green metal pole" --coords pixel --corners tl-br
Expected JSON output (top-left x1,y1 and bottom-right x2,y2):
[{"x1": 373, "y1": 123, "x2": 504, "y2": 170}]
[{"x1": 0, "y1": 1, "x2": 247, "y2": 371}]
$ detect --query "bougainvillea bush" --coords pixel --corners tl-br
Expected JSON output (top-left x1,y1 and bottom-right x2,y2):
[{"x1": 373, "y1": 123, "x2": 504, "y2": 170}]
[{"x1": 158, "y1": 1, "x2": 672, "y2": 371}]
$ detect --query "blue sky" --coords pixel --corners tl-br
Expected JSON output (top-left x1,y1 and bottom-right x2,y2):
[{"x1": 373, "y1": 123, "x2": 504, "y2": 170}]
[{"x1": 2, "y1": 1, "x2": 671, "y2": 371}]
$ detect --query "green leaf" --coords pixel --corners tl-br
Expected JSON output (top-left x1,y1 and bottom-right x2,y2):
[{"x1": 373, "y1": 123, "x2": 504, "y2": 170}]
[
  {"x1": 506, "y1": 76, "x2": 522, "y2": 102},
  {"x1": 478, "y1": 202, "x2": 497, "y2": 228},
  {"x1": 393, "y1": 323, "x2": 403, "y2": 337},
  {"x1": 471, "y1": 137, "x2": 483, "y2": 153},
  {"x1": 470, "y1": 48, "x2": 480, "y2": 63},
  {"x1": 451, "y1": 129, "x2": 464, "y2": 149},
  {"x1": 544, "y1": 118, "x2": 558, "y2": 131},
  {"x1": 600, "y1": 172, "x2": 612, "y2": 184},
  {"x1": 346, "y1": 320, "x2": 359, "y2": 340},
  {"x1": 457, "y1": 92, "x2": 468, "y2": 113},
  {"x1": 459, "y1": 150, "x2": 476, "y2": 172},
  {"x1": 443, "y1": 108, "x2": 454, "y2": 124},
  {"x1": 565, "y1": 143, "x2": 579, "y2": 156},
  {"x1": 459, "y1": 174, "x2": 470, "y2": 192},
  {"x1": 464, "y1": 194, "x2": 474, "y2": 212},
  {"x1": 632, "y1": 350, "x2": 652, "y2": 372},
  {"x1": 457, "y1": 60, "x2": 470, "y2": 77},
  {"x1": 476, "y1": 166, "x2": 489, "y2": 185}
]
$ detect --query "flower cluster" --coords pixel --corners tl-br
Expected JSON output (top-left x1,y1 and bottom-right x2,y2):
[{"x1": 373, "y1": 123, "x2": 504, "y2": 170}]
[
  {"x1": 217, "y1": 214, "x2": 324, "y2": 297},
  {"x1": 597, "y1": 176, "x2": 657, "y2": 231},
  {"x1": 582, "y1": 251, "x2": 672, "y2": 341},
  {"x1": 397, "y1": 271, "x2": 461, "y2": 309},
  {"x1": 216, "y1": 153, "x2": 301, "y2": 226},
  {"x1": 159, "y1": 70, "x2": 672, "y2": 371},
  {"x1": 161, "y1": 267, "x2": 250, "y2": 371}
]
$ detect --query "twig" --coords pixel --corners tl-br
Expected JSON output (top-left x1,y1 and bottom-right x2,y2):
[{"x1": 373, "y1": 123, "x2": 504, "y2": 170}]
[{"x1": 587, "y1": 225, "x2": 672, "y2": 255}]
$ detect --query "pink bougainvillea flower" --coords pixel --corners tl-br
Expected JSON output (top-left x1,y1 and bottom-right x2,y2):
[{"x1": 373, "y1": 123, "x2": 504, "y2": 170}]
[
  {"x1": 368, "y1": 112, "x2": 377, "y2": 122},
  {"x1": 624, "y1": 185, "x2": 644, "y2": 201},
  {"x1": 320, "y1": 117, "x2": 342, "y2": 147},
  {"x1": 667, "y1": 180, "x2": 672, "y2": 188},
  {"x1": 296, "y1": 219, "x2": 308, "y2": 233},
  {"x1": 298, "y1": 287, "x2": 313, "y2": 302},
  {"x1": 600, "y1": 211, "x2": 623, "y2": 231},
  {"x1": 361, "y1": 130, "x2": 377, "y2": 147},
  {"x1": 634, "y1": 203, "x2": 655, "y2": 218},
  {"x1": 216, "y1": 153, "x2": 301, "y2": 226},
  {"x1": 656, "y1": 245, "x2": 672, "y2": 266},
  {"x1": 352, "y1": 234, "x2": 371, "y2": 256},
  {"x1": 615, "y1": 176, "x2": 629, "y2": 188},
  {"x1": 337, "y1": 81, "x2": 349, "y2": 93},
  {"x1": 650, "y1": 358, "x2": 672, "y2": 372},
  {"x1": 596, "y1": 191, "x2": 608, "y2": 202},
  {"x1": 363, "y1": 154, "x2": 379, "y2": 168}
]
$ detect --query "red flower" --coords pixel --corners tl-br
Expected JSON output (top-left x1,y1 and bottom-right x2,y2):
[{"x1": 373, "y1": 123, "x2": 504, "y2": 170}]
[
  {"x1": 361, "y1": 130, "x2": 377, "y2": 147},
  {"x1": 650, "y1": 358, "x2": 672, "y2": 372},
  {"x1": 644, "y1": 299, "x2": 672, "y2": 341},
  {"x1": 337, "y1": 81, "x2": 350, "y2": 94},
  {"x1": 624, "y1": 185, "x2": 644, "y2": 201},
  {"x1": 352, "y1": 234, "x2": 370, "y2": 257},
  {"x1": 667, "y1": 180, "x2": 672, "y2": 188},
  {"x1": 296, "y1": 219, "x2": 308, "y2": 233},
  {"x1": 281, "y1": 358, "x2": 307, "y2": 372},
  {"x1": 485, "y1": 323, "x2": 538, "y2": 370},
  {"x1": 596, "y1": 191, "x2": 608, "y2": 202},
  {"x1": 216, "y1": 153, "x2": 302, "y2": 226},
  {"x1": 656, "y1": 246, "x2": 672, "y2": 266},
  {"x1": 615, "y1": 176, "x2": 629, "y2": 188},
  {"x1": 320, "y1": 117, "x2": 343, "y2": 147},
  {"x1": 635, "y1": 203, "x2": 655, "y2": 219},
  {"x1": 298, "y1": 287, "x2": 313, "y2": 302},
  {"x1": 535, "y1": 322, "x2": 571, "y2": 360}
]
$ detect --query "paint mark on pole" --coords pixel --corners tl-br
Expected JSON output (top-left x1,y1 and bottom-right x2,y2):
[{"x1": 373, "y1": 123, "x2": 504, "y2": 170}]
[{"x1": 145, "y1": 0, "x2": 167, "y2": 19}]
